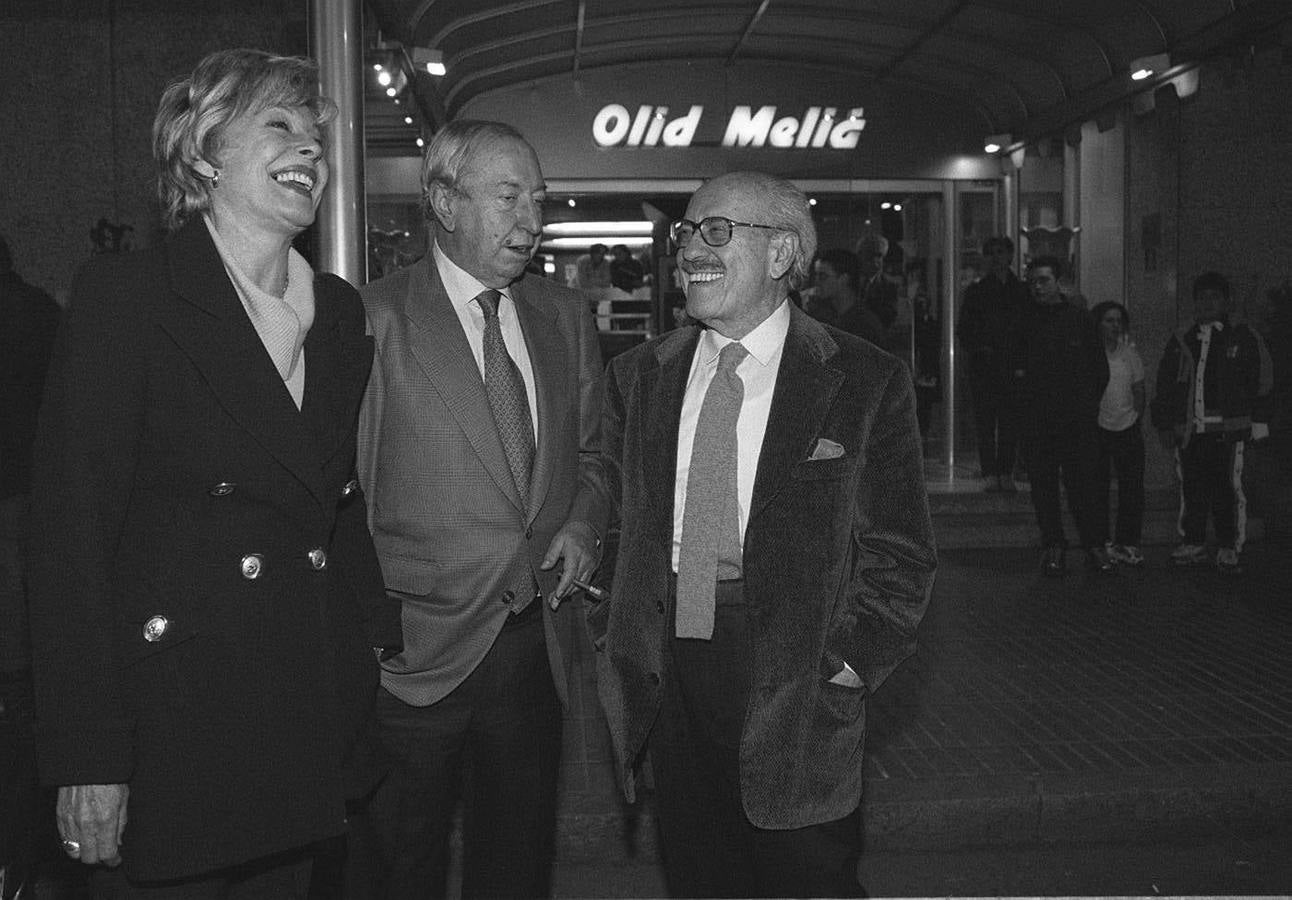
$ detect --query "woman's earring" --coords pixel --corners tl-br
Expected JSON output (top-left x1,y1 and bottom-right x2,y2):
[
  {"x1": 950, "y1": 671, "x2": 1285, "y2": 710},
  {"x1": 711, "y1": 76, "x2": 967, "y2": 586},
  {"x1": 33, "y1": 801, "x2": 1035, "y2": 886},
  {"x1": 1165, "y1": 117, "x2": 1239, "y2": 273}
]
[{"x1": 210, "y1": 169, "x2": 220, "y2": 189}]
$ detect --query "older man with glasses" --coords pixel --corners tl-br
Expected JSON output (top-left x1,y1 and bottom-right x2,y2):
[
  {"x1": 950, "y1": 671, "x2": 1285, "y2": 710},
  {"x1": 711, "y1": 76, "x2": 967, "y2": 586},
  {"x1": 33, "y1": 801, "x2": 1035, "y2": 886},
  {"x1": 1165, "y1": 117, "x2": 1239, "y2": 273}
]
[{"x1": 588, "y1": 171, "x2": 936, "y2": 898}]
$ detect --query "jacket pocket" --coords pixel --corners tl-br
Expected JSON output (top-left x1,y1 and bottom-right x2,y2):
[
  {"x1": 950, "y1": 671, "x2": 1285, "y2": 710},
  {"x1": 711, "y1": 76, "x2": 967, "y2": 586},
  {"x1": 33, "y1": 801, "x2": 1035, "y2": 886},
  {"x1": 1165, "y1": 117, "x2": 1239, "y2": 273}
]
[{"x1": 791, "y1": 457, "x2": 854, "y2": 482}]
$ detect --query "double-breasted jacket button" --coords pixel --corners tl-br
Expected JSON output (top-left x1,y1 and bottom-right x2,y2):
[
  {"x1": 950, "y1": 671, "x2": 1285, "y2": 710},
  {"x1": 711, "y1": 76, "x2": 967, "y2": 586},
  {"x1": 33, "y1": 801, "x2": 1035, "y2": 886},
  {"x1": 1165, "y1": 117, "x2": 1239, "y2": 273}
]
[
  {"x1": 340, "y1": 479, "x2": 360, "y2": 500},
  {"x1": 501, "y1": 590, "x2": 515, "y2": 605},
  {"x1": 208, "y1": 482, "x2": 236, "y2": 497},
  {"x1": 240, "y1": 553, "x2": 264, "y2": 580},
  {"x1": 308, "y1": 547, "x2": 328, "y2": 570},
  {"x1": 142, "y1": 615, "x2": 169, "y2": 642}
]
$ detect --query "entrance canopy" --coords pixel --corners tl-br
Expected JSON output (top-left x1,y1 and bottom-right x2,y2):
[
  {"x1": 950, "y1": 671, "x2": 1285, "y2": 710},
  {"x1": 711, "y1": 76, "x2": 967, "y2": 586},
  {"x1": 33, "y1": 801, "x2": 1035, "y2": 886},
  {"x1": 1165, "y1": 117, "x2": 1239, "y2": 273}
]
[{"x1": 363, "y1": 0, "x2": 1290, "y2": 156}]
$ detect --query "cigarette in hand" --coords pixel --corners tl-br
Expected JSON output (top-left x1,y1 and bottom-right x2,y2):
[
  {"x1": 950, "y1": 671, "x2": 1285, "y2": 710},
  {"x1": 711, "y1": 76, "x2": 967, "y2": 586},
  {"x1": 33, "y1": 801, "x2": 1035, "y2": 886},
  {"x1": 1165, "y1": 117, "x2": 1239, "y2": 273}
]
[{"x1": 572, "y1": 577, "x2": 609, "y2": 603}]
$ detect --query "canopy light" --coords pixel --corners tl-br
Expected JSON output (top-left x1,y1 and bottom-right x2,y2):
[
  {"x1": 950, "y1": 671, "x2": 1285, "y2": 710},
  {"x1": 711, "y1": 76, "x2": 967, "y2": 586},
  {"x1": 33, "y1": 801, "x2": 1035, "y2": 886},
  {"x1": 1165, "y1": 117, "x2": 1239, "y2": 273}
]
[
  {"x1": 412, "y1": 47, "x2": 446, "y2": 77},
  {"x1": 983, "y1": 133, "x2": 1011, "y2": 154},
  {"x1": 1130, "y1": 53, "x2": 1170, "y2": 82}
]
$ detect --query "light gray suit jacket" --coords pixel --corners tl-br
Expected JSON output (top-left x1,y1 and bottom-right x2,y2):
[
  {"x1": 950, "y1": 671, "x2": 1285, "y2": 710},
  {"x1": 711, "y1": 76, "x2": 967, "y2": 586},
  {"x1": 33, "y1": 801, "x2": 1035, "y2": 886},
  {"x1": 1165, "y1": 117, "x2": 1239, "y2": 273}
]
[{"x1": 358, "y1": 257, "x2": 612, "y2": 707}]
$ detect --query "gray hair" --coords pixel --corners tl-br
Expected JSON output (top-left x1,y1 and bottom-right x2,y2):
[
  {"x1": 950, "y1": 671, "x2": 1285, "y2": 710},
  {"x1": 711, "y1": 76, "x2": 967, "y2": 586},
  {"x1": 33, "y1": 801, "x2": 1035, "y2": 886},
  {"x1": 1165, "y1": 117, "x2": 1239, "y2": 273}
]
[
  {"x1": 420, "y1": 120, "x2": 531, "y2": 224},
  {"x1": 153, "y1": 48, "x2": 335, "y2": 232},
  {"x1": 714, "y1": 171, "x2": 817, "y2": 291}
]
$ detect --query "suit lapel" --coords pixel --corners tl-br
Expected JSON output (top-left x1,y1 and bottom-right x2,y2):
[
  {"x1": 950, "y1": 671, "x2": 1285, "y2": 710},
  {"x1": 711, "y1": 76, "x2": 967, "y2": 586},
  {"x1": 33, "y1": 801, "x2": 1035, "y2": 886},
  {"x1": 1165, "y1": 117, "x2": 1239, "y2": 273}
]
[
  {"x1": 511, "y1": 277, "x2": 566, "y2": 522},
  {"x1": 642, "y1": 327, "x2": 701, "y2": 524},
  {"x1": 401, "y1": 260, "x2": 524, "y2": 512},
  {"x1": 160, "y1": 219, "x2": 328, "y2": 505},
  {"x1": 748, "y1": 308, "x2": 843, "y2": 524}
]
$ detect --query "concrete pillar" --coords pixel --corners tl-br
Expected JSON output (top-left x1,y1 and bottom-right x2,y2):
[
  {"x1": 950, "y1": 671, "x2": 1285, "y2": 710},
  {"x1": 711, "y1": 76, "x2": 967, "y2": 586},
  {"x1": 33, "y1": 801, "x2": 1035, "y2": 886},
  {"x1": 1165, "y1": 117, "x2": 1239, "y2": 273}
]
[{"x1": 309, "y1": 0, "x2": 366, "y2": 286}]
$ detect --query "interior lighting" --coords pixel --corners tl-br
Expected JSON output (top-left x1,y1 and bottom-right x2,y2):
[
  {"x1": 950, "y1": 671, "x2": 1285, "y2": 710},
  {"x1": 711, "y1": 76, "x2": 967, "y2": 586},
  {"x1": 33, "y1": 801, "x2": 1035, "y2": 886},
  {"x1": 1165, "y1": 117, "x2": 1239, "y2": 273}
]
[
  {"x1": 377, "y1": 70, "x2": 393, "y2": 87},
  {"x1": 372, "y1": 63, "x2": 383, "y2": 71},
  {"x1": 567, "y1": 199, "x2": 577, "y2": 208},
  {"x1": 893, "y1": 203, "x2": 903, "y2": 212},
  {"x1": 809, "y1": 198, "x2": 817, "y2": 206},
  {"x1": 541, "y1": 236, "x2": 652, "y2": 250},
  {"x1": 416, "y1": 137, "x2": 425, "y2": 148},
  {"x1": 404, "y1": 115, "x2": 413, "y2": 125},
  {"x1": 385, "y1": 87, "x2": 397, "y2": 97},
  {"x1": 543, "y1": 221, "x2": 653, "y2": 236},
  {"x1": 880, "y1": 201, "x2": 892, "y2": 210}
]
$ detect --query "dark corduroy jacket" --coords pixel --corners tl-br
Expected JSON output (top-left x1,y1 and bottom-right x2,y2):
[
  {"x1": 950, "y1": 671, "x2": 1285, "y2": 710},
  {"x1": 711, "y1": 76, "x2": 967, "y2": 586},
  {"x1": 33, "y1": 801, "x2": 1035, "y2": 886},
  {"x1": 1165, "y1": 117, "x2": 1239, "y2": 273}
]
[{"x1": 591, "y1": 305, "x2": 936, "y2": 829}]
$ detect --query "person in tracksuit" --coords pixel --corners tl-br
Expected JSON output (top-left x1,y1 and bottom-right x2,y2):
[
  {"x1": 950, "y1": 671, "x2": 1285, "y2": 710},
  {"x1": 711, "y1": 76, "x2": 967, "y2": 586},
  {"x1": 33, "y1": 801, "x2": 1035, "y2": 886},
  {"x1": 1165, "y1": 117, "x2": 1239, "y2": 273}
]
[{"x1": 1151, "y1": 271, "x2": 1274, "y2": 574}]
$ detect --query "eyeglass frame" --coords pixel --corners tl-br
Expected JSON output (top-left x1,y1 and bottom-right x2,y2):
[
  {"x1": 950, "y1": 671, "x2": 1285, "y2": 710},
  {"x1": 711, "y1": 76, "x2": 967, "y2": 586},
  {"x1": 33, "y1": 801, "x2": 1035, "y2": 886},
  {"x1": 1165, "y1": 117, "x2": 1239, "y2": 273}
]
[{"x1": 669, "y1": 216, "x2": 784, "y2": 249}]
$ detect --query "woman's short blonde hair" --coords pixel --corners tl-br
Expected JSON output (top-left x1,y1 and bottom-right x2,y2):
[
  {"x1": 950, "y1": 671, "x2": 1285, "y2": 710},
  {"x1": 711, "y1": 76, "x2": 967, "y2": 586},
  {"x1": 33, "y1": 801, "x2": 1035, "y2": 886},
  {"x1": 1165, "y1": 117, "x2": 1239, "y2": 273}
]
[{"x1": 153, "y1": 48, "x2": 336, "y2": 232}]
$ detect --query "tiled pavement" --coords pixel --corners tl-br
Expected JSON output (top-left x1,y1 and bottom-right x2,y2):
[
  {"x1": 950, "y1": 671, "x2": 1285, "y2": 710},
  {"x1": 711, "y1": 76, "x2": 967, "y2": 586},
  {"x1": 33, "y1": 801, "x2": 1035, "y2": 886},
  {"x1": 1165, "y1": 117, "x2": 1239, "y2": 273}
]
[
  {"x1": 555, "y1": 541, "x2": 1292, "y2": 870},
  {"x1": 859, "y1": 542, "x2": 1292, "y2": 849}
]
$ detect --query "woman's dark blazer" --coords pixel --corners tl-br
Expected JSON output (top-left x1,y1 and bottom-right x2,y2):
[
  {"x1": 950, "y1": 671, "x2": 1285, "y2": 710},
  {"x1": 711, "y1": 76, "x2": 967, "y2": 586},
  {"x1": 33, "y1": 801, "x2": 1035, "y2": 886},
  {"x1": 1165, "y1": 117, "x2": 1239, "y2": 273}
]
[{"x1": 27, "y1": 217, "x2": 400, "y2": 881}]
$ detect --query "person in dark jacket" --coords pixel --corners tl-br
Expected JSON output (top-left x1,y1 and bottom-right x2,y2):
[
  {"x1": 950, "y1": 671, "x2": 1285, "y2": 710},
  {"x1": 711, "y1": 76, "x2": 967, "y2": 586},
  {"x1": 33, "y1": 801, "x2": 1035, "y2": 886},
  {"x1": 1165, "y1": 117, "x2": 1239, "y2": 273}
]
[
  {"x1": 28, "y1": 49, "x2": 399, "y2": 895},
  {"x1": 1150, "y1": 271, "x2": 1273, "y2": 574},
  {"x1": 1012, "y1": 256, "x2": 1110, "y2": 575},
  {"x1": 957, "y1": 236, "x2": 1028, "y2": 490},
  {"x1": 806, "y1": 248, "x2": 884, "y2": 346},
  {"x1": 0, "y1": 235, "x2": 60, "y2": 895}
]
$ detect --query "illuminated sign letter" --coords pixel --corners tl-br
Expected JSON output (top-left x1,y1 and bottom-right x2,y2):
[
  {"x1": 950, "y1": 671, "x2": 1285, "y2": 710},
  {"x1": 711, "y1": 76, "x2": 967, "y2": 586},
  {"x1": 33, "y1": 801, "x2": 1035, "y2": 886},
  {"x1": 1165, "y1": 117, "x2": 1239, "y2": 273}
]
[
  {"x1": 769, "y1": 115, "x2": 798, "y2": 148},
  {"x1": 722, "y1": 105, "x2": 776, "y2": 147},
  {"x1": 828, "y1": 107, "x2": 866, "y2": 149},
  {"x1": 663, "y1": 105, "x2": 703, "y2": 146},
  {"x1": 593, "y1": 104, "x2": 632, "y2": 147}
]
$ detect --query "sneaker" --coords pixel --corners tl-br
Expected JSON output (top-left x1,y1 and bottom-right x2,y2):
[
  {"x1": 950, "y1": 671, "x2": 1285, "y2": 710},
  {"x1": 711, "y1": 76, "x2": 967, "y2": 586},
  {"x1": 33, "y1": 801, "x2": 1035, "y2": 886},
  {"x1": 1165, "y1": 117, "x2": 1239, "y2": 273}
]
[
  {"x1": 1106, "y1": 543, "x2": 1144, "y2": 567},
  {"x1": 1085, "y1": 546, "x2": 1115, "y2": 573},
  {"x1": 1216, "y1": 547, "x2": 1243, "y2": 575},
  {"x1": 1041, "y1": 544, "x2": 1066, "y2": 577},
  {"x1": 1170, "y1": 543, "x2": 1209, "y2": 567}
]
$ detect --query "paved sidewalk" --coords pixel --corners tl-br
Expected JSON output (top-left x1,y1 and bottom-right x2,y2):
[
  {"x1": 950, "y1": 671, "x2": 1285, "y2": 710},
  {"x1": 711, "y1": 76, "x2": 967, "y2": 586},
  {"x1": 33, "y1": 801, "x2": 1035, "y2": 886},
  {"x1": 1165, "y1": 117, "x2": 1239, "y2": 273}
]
[
  {"x1": 860, "y1": 543, "x2": 1292, "y2": 849},
  {"x1": 553, "y1": 542, "x2": 1292, "y2": 895}
]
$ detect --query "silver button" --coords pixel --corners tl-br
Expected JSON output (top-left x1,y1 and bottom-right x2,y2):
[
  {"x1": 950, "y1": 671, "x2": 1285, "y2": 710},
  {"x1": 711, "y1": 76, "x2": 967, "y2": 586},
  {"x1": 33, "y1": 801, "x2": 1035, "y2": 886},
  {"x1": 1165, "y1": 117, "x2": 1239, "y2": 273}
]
[
  {"x1": 209, "y1": 482, "x2": 236, "y2": 497},
  {"x1": 143, "y1": 615, "x2": 169, "y2": 642},
  {"x1": 308, "y1": 547, "x2": 328, "y2": 570},
  {"x1": 341, "y1": 479, "x2": 359, "y2": 499},
  {"x1": 240, "y1": 553, "x2": 264, "y2": 580}
]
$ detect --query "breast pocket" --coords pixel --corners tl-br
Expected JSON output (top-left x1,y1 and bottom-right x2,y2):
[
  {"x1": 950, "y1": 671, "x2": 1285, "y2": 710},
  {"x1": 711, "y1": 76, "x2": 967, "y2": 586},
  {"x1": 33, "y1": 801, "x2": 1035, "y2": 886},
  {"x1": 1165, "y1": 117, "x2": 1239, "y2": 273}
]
[{"x1": 792, "y1": 457, "x2": 854, "y2": 482}]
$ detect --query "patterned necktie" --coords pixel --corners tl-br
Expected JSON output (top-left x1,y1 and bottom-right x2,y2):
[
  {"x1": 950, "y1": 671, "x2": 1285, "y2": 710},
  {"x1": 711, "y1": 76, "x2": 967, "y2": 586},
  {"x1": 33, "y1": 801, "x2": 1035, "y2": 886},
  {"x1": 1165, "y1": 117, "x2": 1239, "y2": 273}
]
[
  {"x1": 676, "y1": 341, "x2": 749, "y2": 639},
  {"x1": 477, "y1": 289, "x2": 536, "y2": 503}
]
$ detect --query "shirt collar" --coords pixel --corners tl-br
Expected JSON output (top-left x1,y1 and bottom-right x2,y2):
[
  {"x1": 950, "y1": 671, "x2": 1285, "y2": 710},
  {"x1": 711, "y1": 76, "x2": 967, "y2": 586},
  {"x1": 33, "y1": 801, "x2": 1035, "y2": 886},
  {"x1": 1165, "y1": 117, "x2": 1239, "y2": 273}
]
[
  {"x1": 698, "y1": 299, "x2": 791, "y2": 367},
  {"x1": 433, "y1": 241, "x2": 514, "y2": 311}
]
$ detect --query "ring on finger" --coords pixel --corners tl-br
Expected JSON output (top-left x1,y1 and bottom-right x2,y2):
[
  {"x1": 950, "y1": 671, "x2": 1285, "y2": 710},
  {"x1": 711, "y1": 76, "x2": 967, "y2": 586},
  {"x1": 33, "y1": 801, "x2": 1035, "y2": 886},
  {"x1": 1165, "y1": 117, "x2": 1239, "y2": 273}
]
[{"x1": 62, "y1": 838, "x2": 81, "y2": 854}]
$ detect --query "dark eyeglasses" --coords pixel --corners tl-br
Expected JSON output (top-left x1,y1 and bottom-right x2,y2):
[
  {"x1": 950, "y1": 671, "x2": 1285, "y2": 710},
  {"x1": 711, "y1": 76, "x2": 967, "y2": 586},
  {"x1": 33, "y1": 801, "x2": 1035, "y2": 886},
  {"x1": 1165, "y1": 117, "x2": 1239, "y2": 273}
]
[{"x1": 670, "y1": 216, "x2": 781, "y2": 248}]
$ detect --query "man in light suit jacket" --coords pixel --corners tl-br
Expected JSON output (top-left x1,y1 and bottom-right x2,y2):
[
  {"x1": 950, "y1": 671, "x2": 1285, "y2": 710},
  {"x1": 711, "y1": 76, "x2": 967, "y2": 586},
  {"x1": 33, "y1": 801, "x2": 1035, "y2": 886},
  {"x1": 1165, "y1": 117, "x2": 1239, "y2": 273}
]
[
  {"x1": 356, "y1": 120, "x2": 612, "y2": 898},
  {"x1": 591, "y1": 172, "x2": 936, "y2": 897}
]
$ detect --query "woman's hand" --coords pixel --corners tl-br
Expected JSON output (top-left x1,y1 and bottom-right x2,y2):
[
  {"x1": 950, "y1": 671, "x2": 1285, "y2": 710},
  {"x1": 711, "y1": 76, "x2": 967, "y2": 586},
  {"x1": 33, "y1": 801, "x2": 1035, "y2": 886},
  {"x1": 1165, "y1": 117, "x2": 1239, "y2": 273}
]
[{"x1": 57, "y1": 783, "x2": 128, "y2": 866}]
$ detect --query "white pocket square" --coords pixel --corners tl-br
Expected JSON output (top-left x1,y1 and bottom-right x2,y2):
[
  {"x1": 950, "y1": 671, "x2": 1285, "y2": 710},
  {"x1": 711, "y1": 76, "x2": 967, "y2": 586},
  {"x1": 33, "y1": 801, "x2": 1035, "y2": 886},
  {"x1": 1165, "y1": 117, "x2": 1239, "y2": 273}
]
[{"x1": 808, "y1": 438, "x2": 845, "y2": 460}]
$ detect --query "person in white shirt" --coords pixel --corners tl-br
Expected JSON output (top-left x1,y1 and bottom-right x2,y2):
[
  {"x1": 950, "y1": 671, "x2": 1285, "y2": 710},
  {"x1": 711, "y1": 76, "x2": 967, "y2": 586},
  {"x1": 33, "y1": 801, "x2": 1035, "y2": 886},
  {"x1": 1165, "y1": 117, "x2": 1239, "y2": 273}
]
[
  {"x1": 589, "y1": 171, "x2": 935, "y2": 898},
  {"x1": 1089, "y1": 301, "x2": 1146, "y2": 566}
]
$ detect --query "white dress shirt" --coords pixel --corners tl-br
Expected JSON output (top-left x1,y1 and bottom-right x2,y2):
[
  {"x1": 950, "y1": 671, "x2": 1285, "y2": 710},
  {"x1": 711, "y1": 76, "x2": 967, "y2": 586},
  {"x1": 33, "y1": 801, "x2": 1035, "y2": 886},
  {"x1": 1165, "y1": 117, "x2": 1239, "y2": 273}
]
[
  {"x1": 671, "y1": 300, "x2": 791, "y2": 572},
  {"x1": 433, "y1": 242, "x2": 539, "y2": 436}
]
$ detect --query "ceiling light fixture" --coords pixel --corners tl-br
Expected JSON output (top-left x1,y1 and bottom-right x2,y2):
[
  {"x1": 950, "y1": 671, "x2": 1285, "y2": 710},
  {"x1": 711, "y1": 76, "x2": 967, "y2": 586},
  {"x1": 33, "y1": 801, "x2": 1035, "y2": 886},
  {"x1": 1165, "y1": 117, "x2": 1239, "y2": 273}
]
[
  {"x1": 1129, "y1": 52, "x2": 1170, "y2": 82},
  {"x1": 411, "y1": 47, "x2": 446, "y2": 77},
  {"x1": 983, "y1": 133, "x2": 1011, "y2": 154}
]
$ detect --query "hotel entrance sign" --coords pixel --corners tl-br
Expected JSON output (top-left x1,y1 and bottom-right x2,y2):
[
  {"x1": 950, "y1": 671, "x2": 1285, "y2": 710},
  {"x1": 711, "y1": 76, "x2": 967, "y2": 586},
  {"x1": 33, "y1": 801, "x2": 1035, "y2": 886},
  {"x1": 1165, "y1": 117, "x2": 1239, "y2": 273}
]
[{"x1": 592, "y1": 104, "x2": 866, "y2": 149}]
